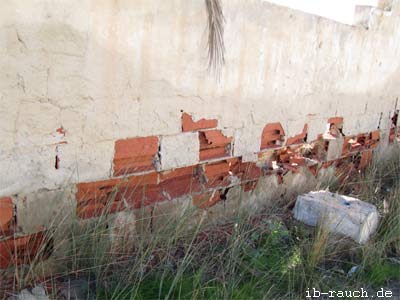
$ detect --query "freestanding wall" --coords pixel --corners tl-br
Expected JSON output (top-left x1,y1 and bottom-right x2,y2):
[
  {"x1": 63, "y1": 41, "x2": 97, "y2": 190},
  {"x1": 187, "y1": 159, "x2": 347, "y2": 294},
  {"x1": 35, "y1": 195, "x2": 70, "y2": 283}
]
[{"x1": 0, "y1": 0, "x2": 399, "y2": 270}]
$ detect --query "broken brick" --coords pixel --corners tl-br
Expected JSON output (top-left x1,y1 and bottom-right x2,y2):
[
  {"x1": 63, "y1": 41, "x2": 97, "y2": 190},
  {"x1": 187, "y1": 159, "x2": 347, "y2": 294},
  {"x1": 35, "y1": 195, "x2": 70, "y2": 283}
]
[
  {"x1": 181, "y1": 113, "x2": 218, "y2": 132},
  {"x1": 0, "y1": 197, "x2": 13, "y2": 235},
  {"x1": 203, "y1": 160, "x2": 232, "y2": 188},
  {"x1": 260, "y1": 123, "x2": 285, "y2": 150},
  {"x1": 113, "y1": 136, "x2": 159, "y2": 176},
  {"x1": 159, "y1": 166, "x2": 195, "y2": 182},
  {"x1": 308, "y1": 165, "x2": 318, "y2": 177},
  {"x1": 359, "y1": 150, "x2": 373, "y2": 170},
  {"x1": 160, "y1": 166, "x2": 202, "y2": 198},
  {"x1": 192, "y1": 190, "x2": 221, "y2": 209},
  {"x1": 243, "y1": 180, "x2": 258, "y2": 192},
  {"x1": 367, "y1": 130, "x2": 380, "y2": 149},
  {"x1": 276, "y1": 148, "x2": 292, "y2": 164},
  {"x1": 0, "y1": 231, "x2": 50, "y2": 269},
  {"x1": 231, "y1": 161, "x2": 262, "y2": 182},
  {"x1": 76, "y1": 172, "x2": 159, "y2": 218},
  {"x1": 370, "y1": 130, "x2": 380, "y2": 141},
  {"x1": 289, "y1": 156, "x2": 306, "y2": 166},
  {"x1": 56, "y1": 126, "x2": 66, "y2": 136},
  {"x1": 286, "y1": 124, "x2": 308, "y2": 146},
  {"x1": 199, "y1": 130, "x2": 232, "y2": 161},
  {"x1": 389, "y1": 127, "x2": 396, "y2": 144},
  {"x1": 328, "y1": 117, "x2": 344, "y2": 126}
]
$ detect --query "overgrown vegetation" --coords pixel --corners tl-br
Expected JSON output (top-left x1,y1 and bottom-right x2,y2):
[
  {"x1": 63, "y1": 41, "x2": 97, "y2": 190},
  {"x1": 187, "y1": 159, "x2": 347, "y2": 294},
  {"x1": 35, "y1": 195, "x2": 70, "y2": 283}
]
[{"x1": 2, "y1": 145, "x2": 400, "y2": 299}]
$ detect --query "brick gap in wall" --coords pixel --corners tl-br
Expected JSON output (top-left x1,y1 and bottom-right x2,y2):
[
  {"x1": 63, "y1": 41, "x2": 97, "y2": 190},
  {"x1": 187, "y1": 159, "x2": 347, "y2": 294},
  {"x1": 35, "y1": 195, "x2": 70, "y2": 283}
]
[
  {"x1": 74, "y1": 113, "x2": 385, "y2": 219},
  {"x1": 260, "y1": 122, "x2": 285, "y2": 150},
  {"x1": 0, "y1": 112, "x2": 397, "y2": 270}
]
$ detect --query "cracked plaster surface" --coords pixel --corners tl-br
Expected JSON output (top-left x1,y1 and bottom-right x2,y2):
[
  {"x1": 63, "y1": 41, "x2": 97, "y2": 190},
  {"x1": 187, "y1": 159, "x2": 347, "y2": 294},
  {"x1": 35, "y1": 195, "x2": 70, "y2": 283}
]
[{"x1": 0, "y1": 0, "x2": 399, "y2": 196}]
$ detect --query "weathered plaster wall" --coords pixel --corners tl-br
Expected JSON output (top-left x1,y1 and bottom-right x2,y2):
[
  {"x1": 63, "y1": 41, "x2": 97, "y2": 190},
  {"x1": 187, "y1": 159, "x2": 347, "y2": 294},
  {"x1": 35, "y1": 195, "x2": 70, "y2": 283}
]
[
  {"x1": 0, "y1": 0, "x2": 398, "y2": 196},
  {"x1": 0, "y1": 0, "x2": 400, "y2": 271}
]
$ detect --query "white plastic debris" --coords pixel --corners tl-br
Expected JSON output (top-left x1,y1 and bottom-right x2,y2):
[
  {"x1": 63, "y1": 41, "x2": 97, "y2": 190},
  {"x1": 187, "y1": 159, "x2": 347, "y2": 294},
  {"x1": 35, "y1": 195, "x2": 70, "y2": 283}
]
[
  {"x1": 293, "y1": 191, "x2": 379, "y2": 244},
  {"x1": 347, "y1": 265, "x2": 359, "y2": 277}
]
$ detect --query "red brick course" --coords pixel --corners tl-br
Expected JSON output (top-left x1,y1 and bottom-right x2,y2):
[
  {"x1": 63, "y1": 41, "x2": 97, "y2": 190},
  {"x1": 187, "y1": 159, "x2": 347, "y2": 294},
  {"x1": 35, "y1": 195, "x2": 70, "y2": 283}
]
[
  {"x1": 113, "y1": 136, "x2": 159, "y2": 176},
  {"x1": 199, "y1": 130, "x2": 232, "y2": 161},
  {"x1": 261, "y1": 123, "x2": 285, "y2": 150},
  {"x1": 0, "y1": 231, "x2": 48, "y2": 269},
  {"x1": 160, "y1": 166, "x2": 202, "y2": 199},
  {"x1": 74, "y1": 115, "x2": 382, "y2": 223},
  {"x1": 181, "y1": 113, "x2": 218, "y2": 132},
  {"x1": 76, "y1": 172, "x2": 159, "y2": 218},
  {"x1": 0, "y1": 113, "x2": 388, "y2": 272}
]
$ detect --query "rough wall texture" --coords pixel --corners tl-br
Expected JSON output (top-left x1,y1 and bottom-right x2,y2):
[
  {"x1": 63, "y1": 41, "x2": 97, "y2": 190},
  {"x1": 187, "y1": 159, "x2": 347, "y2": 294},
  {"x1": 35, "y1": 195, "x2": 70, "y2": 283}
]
[{"x1": 0, "y1": 0, "x2": 400, "y2": 270}]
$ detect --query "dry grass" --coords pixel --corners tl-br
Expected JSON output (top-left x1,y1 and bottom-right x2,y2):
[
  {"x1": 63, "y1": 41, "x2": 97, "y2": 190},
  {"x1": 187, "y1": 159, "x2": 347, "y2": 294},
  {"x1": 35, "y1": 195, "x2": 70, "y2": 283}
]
[{"x1": 1, "y1": 145, "x2": 399, "y2": 299}]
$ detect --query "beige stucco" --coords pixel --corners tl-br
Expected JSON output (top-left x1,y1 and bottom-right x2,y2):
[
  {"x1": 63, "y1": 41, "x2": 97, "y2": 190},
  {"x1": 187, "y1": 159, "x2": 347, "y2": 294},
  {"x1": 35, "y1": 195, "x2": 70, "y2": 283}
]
[{"x1": 0, "y1": 0, "x2": 398, "y2": 197}]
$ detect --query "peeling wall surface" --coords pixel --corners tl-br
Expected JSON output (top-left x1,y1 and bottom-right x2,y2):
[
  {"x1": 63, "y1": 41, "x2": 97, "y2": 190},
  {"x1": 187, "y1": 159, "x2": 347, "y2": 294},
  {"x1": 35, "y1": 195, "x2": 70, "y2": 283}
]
[{"x1": 0, "y1": 0, "x2": 400, "y2": 269}]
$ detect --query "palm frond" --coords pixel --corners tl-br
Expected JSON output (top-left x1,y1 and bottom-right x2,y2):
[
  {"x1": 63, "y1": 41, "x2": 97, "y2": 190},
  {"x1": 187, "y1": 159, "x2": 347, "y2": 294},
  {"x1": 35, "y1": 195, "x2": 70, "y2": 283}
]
[{"x1": 205, "y1": 0, "x2": 225, "y2": 77}]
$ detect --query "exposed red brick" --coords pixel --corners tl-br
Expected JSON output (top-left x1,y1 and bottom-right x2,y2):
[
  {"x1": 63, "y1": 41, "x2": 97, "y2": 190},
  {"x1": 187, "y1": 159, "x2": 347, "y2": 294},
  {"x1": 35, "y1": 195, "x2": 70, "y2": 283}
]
[
  {"x1": 260, "y1": 123, "x2": 285, "y2": 150},
  {"x1": 289, "y1": 156, "x2": 306, "y2": 166},
  {"x1": 160, "y1": 166, "x2": 202, "y2": 199},
  {"x1": 285, "y1": 164, "x2": 301, "y2": 173},
  {"x1": 204, "y1": 161, "x2": 231, "y2": 178},
  {"x1": 308, "y1": 165, "x2": 318, "y2": 177},
  {"x1": 203, "y1": 130, "x2": 232, "y2": 145},
  {"x1": 328, "y1": 117, "x2": 344, "y2": 125},
  {"x1": 200, "y1": 147, "x2": 229, "y2": 161},
  {"x1": 341, "y1": 132, "x2": 378, "y2": 155},
  {"x1": 322, "y1": 160, "x2": 335, "y2": 168},
  {"x1": 365, "y1": 130, "x2": 380, "y2": 149},
  {"x1": 286, "y1": 124, "x2": 308, "y2": 146},
  {"x1": 0, "y1": 231, "x2": 49, "y2": 269},
  {"x1": 199, "y1": 130, "x2": 232, "y2": 161},
  {"x1": 389, "y1": 127, "x2": 396, "y2": 143},
  {"x1": 192, "y1": 190, "x2": 221, "y2": 209},
  {"x1": 243, "y1": 180, "x2": 258, "y2": 192},
  {"x1": 276, "y1": 174, "x2": 284, "y2": 184},
  {"x1": 76, "y1": 172, "x2": 159, "y2": 218},
  {"x1": 276, "y1": 148, "x2": 292, "y2": 164},
  {"x1": 231, "y1": 161, "x2": 262, "y2": 181},
  {"x1": 181, "y1": 113, "x2": 218, "y2": 132},
  {"x1": 359, "y1": 150, "x2": 373, "y2": 170},
  {"x1": 0, "y1": 197, "x2": 13, "y2": 234},
  {"x1": 159, "y1": 166, "x2": 195, "y2": 182},
  {"x1": 203, "y1": 160, "x2": 232, "y2": 188},
  {"x1": 113, "y1": 136, "x2": 158, "y2": 176},
  {"x1": 56, "y1": 126, "x2": 66, "y2": 136},
  {"x1": 370, "y1": 130, "x2": 380, "y2": 141}
]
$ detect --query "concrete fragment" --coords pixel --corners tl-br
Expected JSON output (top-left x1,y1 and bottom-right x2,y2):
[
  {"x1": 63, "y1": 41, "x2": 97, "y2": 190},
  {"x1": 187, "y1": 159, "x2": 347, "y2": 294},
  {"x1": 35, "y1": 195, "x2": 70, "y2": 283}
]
[
  {"x1": 16, "y1": 186, "x2": 76, "y2": 234},
  {"x1": 108, "y1": 210, "x2": 136, "y2": 252},
  {"x1": 293, "y1": 191, "x2": 379, "y2": 244},
  {"x1": 16, "y1": 286, "x2": 49, "y2": 300}
]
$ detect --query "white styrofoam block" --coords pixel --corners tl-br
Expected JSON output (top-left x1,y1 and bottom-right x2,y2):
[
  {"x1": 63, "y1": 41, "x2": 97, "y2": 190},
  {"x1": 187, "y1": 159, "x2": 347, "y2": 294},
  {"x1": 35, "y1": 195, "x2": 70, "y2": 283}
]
[{"x1": 293, "y1": 191, "x2": 379, "y2": 244}]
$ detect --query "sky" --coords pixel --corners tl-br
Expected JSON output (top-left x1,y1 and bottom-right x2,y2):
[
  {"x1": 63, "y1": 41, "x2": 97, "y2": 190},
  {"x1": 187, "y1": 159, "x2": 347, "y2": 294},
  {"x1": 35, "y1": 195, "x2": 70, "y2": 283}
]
[{"x1": 264, "y1": 0, "x2": 379, "y2": 24}]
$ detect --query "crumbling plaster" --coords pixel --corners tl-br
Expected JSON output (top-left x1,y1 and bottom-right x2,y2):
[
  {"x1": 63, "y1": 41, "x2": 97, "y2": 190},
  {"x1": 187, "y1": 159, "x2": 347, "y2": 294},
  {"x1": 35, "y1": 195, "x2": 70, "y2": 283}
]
[{"x1": 0, "y1": 0, "x2": 399, "y2": 197}]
